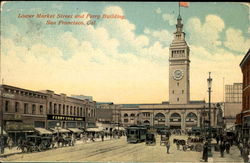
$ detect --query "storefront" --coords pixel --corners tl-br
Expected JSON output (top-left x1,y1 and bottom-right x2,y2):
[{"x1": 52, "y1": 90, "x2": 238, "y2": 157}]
[{"x1": 47, "y1": 114, "x2": 85, "y2": 131}]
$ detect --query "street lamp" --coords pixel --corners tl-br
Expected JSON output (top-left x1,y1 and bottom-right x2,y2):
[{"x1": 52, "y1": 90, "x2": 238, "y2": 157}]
[
  {"x1": 56, "y1": 122, "x2": 60, "y2": 147},
  {"x1": 207, "y1": 72, "x2": 213, "y2": 157}
]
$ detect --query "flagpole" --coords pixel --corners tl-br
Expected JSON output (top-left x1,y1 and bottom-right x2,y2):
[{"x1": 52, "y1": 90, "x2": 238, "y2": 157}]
[{"x1": 179, "y1": 2, "x2": 180, "y2": 16}]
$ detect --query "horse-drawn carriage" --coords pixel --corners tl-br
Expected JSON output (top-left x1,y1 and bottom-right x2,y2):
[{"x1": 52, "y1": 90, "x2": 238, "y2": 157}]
[{"x1": 20, "y1": 135, "x2": 52, "y2": 153}]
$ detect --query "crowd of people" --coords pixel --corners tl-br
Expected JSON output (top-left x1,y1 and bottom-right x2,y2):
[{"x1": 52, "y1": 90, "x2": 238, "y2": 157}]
[{"x1": 201, "y1": 133, "x2": 250, "y2": 163}]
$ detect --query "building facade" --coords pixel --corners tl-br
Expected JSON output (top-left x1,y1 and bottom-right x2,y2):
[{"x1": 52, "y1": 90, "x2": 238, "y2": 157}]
[
  {"x1": 0, "y1": 84, "x2": 96, "y2": 143},
  {"x1": 224, "y1": 83, "x2": 242, "y2": 130},
  {"x1": 96, "y1": 102, "x2": 122, "y2": 132},
  {"x1": 119, "y1": 14, "x2": 222, "y2": 130},
  {"x1": 238, "y1": 49, "x2": 250, "y2": 140},
  {"x1": 0, "y1": 85, "x2": 48, "y2": 144}
]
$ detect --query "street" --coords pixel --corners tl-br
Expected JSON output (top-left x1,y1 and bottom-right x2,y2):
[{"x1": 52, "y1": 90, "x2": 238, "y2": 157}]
[
  {"x1": 0, "y1": 135, "x2": 245, "y2": 162},
  {"x1": 1, "y1": 135, "x2": 202, "y2": 162}
]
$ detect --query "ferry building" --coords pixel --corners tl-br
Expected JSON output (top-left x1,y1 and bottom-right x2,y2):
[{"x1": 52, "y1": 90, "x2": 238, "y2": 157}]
[{"x1": 120, "y1": 15, "x2": 221, "y2": 130}]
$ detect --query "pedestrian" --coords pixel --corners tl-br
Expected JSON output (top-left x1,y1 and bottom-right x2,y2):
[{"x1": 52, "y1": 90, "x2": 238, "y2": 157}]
[
  {"x1": 220, "y1": 142, "x2": 225, "y2": 157},
  {"x1": 176, "y1": 140, "x2": 180, "y2": 150},
  {"x1": 165, "y1": 139, "x2": 170, "y2": 154},
  {"x1": 7, "y1": 137, "x2": 13, "y2": 150},
  {"x1": 239, "y1": 142, "x2": 244, "y2": 156},
  {"x1": 101, "y1": 133, "x2": 104, "y2": 142},
  {"x1": 243, "y1": 146, "x2": 249, "y2": 163},
  {"x1": 225, "y1": 141, "x2": 230, "y2": 154},
  {"x1": 216, "y1": 134, "x2": 220, "y2": 144},
  {"x1": 71, "y1": 134, "x2": 75, "y2": 146},
  {"x1": 203, "y1": 141, "x2": 208, "y2": 162}
]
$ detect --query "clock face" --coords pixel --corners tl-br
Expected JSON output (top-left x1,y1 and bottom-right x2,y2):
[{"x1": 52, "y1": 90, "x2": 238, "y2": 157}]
[{"x1": 173, "y1": 69, "x2": 183, "y2": 80}]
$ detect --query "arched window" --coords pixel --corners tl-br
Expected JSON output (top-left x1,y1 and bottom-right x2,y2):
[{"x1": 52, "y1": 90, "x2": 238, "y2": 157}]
[
  {"x1": 170, "y1": 113, "x2": 181, "y2": 122},
  {"x1": 155, "y1": 113, "x2": 165, "y2": 124},
  {"x1": 124, "y1": 113, "x2": 128, "y2": 117},
  {"x1": 143, "y1": 120, "x2": 150, "y2": 126},
  {"x1": 130, "y1": 113, "x2": 135, "y2": 117},
  {"x1": 186, "y1": 112, "x2": 197, "y2": 122}
]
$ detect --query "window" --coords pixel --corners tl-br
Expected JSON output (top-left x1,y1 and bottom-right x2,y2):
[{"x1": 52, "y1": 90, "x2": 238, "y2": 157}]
[
  {"x1": 54, "y1": 103, "x2": 57, "y2": 114},
  {"x1": 74, "y1": 106, "x2": 76, "y2": 115},
  {"x1": 32, "y1": 104, "x2": 36, "y2": 114},
  {"x1": 49, "y1": 102, "x2": 52, "y2": 114},
  {"x1": 70, "y1": 106, "x2": 73, "y2": 115},
  {"x1": 58, "y1": 104, "x2": 61, "y2": 114},
  {"x1": 177, "y1": 98, "x2": 179, "y2": 102},
  {"x1": 177, "y1": 82, "x2": 179, "y2": 86},
  {"x1": 15, "y1": 102, "x2": 19, "y2": 112},
  {"x1": 172, "y1": 90, "x2": 174, "y2": 94},
  {"x1": 39, "y1": 105, "x2": 43, "y2": 114},
  {"x1": 24, "y1": 103, "x2": 28, "y2": 114},
  {"x1": 63, "y1": 105, "x2": 65, "y2": 115},
  {"x1": 182, "y1": 90, "x2": 184, "y2": 94},
  {"x1": 66, "y1": 105, "x2": 69, "y2": 115},
  {"x1": 124, "y1": 119, "x2": 128, "y2": 123},
  {"x1": 5, "y1": 101, "x2": 9, "y2": 112},
  {"x1": 80, "y1": 107, "x2": 83, "y2": 116},
  {"x1": 77, "y1": 107, "x2": 79, "y2": 116}
]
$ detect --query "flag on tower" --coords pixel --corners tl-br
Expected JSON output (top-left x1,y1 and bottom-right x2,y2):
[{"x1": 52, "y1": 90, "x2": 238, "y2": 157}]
[{"x1": 179, "y1": 2, "x2": 189, "y2": 8}]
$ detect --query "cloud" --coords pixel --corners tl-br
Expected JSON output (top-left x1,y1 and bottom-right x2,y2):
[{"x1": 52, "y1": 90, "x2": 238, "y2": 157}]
[
  {"x1": 186, "y1": 15, "x2": 225, "y2": 48},
  {"x1": 1, "y1": 6, "x2": 172, "y2": 103},
  {"x1": 189, "y1": 45, "x2": 242, "y2": 101},
  {"x1": 156, "y1": 8, "x2": 161, "y2": 14},
  {"x1": 224, "y1": 28, "x2": 250, "y2": 53},
  {"x1": 144, "y1": 28, "x2": 172, "y2": 46},
  {"x1": 162, "y1": 13, "x2": 176, "y2": 26}
]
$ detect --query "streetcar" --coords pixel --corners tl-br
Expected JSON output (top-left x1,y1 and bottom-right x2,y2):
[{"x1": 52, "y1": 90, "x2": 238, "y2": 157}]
[{"x1": 126, "y1": 125, "x2": 147, "y2": 143}]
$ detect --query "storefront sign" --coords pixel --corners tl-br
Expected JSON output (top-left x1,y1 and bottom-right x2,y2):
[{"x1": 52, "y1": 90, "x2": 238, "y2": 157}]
[{"x1": 47, "y1": 115, "x2": 85, "y2": 121}]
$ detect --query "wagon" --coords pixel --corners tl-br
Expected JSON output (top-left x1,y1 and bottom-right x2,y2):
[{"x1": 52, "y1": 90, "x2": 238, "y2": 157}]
[
  {"x1": 186, "y1": 137, "x2": 204, "y2": 152},
  {"x1": 160, "y1": 130, "x2": 171, "y2": 146},
  {"x1": 145, "y1": 133, "x2": 156, "y2": 145}
]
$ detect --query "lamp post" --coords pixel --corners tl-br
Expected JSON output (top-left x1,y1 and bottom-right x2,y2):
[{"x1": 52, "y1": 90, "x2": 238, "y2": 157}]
[
  {"x1": 56, "y1": 122, "x2": 60, "y2": 148},
  {"x1": 207, "y1": 72, "x2": 213, "y2": 157}
]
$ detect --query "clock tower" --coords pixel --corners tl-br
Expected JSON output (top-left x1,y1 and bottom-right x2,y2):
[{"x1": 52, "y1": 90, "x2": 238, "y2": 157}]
[{"x1": 169, "y1": 15, "x2": 190, "y2": 104}]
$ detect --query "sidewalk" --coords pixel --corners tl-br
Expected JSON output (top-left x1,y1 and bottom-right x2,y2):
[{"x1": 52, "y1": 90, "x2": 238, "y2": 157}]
[
  {"x1": 0, "y1": 147, "x2": 22, "y2": 158},
  {"x1": 209, "y1": 139, "x2": 244, "y2": 163}
]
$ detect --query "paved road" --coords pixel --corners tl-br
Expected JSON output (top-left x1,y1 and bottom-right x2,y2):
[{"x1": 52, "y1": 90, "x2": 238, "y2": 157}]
[{"x1": 1, "y1": 135, "x2": 202, "y2": 162}]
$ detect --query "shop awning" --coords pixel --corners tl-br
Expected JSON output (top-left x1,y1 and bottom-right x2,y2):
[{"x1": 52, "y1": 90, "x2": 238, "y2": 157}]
[
  {"x1": 114, "y1": 127, "x2": 125, "y2": 131},
  {"x1": 50, "y1": 128, "x2": 70, "y2": 133},
  {"x1": 35, "y1": 128, "x2": 53, "y2": 135},
  {"x1": 68, "y1": 128, "x2": 82, "y2": 133},
  {"x1": 0, "y1": 127, "x2": 7, "y2": 135},
  {"x1": 86, "y1": 128, "x2": 103, "y2": 132}
]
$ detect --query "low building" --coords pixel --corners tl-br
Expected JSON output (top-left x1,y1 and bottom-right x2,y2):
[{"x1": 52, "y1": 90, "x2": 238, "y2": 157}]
[{"x1": 120, "y1": 101, "x2": 221, "y2": 130}]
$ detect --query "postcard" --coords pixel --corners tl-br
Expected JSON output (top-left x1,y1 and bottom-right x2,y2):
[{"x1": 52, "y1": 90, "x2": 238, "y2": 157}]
[{"x1": 0, "y1": 1, "x2": 249, "y2": 163}]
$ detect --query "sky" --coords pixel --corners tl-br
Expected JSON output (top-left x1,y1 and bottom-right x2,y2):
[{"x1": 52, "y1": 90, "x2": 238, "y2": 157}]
[{"x1": 1, "y1": 2, "x2": 249, "y2": 104}]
